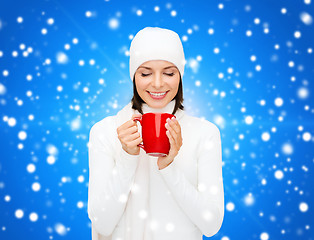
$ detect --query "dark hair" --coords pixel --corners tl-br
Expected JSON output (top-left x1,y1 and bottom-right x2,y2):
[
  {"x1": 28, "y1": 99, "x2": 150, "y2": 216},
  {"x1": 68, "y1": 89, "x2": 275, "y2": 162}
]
[{"x1": 131, "y1": 74, "x2": 184, "y2": 115}]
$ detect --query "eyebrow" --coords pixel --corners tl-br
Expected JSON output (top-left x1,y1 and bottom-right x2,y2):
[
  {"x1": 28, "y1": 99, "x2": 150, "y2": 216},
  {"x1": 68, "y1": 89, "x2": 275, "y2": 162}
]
[{"x1": 138, "y1": 66, "x2": 177, "y2": 70}]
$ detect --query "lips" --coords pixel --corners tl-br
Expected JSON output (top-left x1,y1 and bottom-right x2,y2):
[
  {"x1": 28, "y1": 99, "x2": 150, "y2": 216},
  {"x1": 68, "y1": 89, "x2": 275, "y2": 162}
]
[{"x1": 147, "y1": 90, "x2": 169, "y2": 99}]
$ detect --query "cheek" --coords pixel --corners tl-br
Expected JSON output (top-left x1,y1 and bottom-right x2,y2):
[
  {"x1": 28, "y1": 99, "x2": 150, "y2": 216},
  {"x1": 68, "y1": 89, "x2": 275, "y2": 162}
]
[
  {"x1": 136, "y1": 82, "x2": 149, "y2": 92},
  {"x1": 135, "y1": 79, "x2": 147, "y2": 91},
  {"x1": 169, "y1": 77, "x2": 180, "y2": 89}
]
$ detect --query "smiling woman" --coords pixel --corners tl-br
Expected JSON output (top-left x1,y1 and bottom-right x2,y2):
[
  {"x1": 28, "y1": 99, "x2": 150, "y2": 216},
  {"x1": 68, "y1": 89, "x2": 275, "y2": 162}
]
[{"x1": 88, "y1": 27, "x2": 224, "y2": 240}]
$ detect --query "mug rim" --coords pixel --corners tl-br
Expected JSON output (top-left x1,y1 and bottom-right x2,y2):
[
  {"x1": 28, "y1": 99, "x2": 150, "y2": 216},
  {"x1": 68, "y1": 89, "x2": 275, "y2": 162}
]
[{"x1": 143, "y1": 112, "x2": 176, "y2": 117}]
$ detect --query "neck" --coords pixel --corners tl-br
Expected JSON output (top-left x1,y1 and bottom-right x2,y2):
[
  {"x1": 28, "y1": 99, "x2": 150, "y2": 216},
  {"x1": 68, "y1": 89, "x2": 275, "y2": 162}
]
[{"x1": 142, "y1": 100, "x2": 176, "y2": 114}]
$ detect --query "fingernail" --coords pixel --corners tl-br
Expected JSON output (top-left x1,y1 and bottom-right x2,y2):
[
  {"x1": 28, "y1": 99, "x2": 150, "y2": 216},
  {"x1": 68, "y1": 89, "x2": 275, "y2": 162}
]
[
  {"x1": 171, "y1": 117, "x2": 176, "y2": 121},
  {"x1": 165, "y1": 122, "x2": 169, "y2": 128}
]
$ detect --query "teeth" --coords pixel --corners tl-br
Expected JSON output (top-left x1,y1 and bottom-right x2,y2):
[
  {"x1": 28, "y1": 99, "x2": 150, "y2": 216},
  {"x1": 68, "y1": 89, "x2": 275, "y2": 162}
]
[{"x1": 149, "y1": 91, "x2": 167, "y2": 96}]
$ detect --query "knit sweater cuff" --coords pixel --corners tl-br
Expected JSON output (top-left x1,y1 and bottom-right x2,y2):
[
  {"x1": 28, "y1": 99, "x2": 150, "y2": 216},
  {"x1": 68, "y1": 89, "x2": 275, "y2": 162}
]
[
  {"x1": 159, "y1": 162, "x2": 183, "y2": 193},
  {"x1": 118, "y1": 149, "x2": 140, "y2": 170}
]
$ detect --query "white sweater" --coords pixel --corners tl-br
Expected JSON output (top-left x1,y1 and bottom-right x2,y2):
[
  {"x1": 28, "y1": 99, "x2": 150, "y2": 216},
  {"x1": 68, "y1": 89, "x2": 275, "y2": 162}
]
[{"x1": 88, "y1": 100, "x2": 224, "y2": 240}]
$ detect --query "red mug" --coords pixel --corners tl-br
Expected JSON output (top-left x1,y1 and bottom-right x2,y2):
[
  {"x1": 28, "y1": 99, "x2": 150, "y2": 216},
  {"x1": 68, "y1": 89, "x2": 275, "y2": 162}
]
[{"x1": 133, "y1": 113, "x2": 176, "y2": 157}]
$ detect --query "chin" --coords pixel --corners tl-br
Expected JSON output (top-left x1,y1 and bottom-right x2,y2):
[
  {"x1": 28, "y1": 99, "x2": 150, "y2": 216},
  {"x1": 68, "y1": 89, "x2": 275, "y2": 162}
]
[{"x1": 147, "y1": 99, "x2": 169, "y2": 108}]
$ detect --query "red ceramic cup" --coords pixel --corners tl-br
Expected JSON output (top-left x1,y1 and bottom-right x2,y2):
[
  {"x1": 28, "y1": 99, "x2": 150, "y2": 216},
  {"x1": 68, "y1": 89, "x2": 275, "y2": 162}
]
[{"x1": 133, "y1": 113, "x2": 176, "y2": 157}]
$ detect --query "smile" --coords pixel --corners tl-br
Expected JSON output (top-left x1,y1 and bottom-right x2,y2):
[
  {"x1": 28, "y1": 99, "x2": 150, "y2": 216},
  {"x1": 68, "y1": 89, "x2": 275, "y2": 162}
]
[{"x1": 147, "y1": 91, "x2": 169, "y2": 99}]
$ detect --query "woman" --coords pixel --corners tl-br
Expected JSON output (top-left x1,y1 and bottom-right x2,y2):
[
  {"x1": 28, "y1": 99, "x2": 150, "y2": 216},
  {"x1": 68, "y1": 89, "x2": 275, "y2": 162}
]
[{"x1": 88, "y1": 27, "x2": 224, "y2": 240}]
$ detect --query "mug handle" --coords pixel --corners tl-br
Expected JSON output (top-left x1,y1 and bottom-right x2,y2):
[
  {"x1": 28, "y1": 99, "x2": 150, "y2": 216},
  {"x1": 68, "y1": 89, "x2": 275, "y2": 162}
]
[{"x1": 133, "y1": 117, "x2": 145, "y2": 150}]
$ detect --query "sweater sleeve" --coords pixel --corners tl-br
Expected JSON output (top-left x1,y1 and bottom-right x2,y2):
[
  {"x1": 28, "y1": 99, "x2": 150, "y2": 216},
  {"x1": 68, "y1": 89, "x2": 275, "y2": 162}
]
[
  {"x1": 87, "y1": 120, "x2": 140, "y2": 237},
  {"x1": 158, "y1": 124, "x2": 224, "y2": 237}
]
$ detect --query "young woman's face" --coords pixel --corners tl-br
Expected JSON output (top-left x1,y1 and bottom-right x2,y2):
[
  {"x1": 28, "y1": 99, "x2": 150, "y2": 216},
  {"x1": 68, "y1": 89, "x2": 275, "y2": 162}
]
[{"x1": 134, "y1": 60, "x2": 180, "y2": 109}]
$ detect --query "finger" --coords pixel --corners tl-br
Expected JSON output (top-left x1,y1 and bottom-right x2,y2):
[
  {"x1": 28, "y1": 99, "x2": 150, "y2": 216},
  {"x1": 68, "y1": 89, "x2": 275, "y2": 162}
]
[
  {"x1": 119, "y1": 125, "x2": 138, "y2": 137},
  {"x1": 166, "y1": 130, "x2": 178, "y2": 156},
  {"x1": 166, "y1": 130, "x2": 174, "y2": 146},
  {"x1": 119, "y1": 119, "x2": 137, "y2": 132},
  {"x1": 167, "y1": 118, "x2": 181, "y2": 135},
  {"x1": 132, "y1": 113, "x2": 142, "y2": 117},
  {"x1": 167, "y1": 128, "x2": 180, "y2": 150},
  {"x1": 120, "y1": 114, "x2": 142, "y2": 131},
  {"x1": 128, "y1": 135, "x2": 143, "y2": 147},
  {"x1": 125, "y1": 131, "x2": 141, "y2": 142},
  {"x1": 132, "y1": 113, "x2": 142, "y2": 121},
  {"x1": 128, "y1": 125, "x2": 139, "y2": 134},
  {"x1": 131, "y1": 113, "x2": 142, "y2": 126},
  {"x1": 167, "y1": 123, "x2": 181, "y2": 147}
]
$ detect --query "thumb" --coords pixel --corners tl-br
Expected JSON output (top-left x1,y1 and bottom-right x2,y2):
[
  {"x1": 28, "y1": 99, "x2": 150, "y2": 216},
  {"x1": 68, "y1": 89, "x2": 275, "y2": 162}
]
[{"x1": 132, "y1": 113, "x2": 142, "y2": 119}]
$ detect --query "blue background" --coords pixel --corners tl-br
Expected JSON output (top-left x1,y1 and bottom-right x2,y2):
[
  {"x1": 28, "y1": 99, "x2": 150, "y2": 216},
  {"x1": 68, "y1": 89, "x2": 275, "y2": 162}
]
[{"x1": 0, "y1": 0, "x2": 313, "y2": 239}]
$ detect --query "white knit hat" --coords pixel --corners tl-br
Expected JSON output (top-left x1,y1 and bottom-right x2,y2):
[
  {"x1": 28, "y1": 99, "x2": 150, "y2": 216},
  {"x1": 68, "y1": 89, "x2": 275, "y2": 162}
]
[{"x1": 129, "y1": 27, "x2": 185, "y2": 81}]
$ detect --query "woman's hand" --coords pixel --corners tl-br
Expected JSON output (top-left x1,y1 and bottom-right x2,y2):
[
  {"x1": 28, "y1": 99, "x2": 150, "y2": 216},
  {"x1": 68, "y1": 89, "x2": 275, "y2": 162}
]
[
  {"x1": 157, "y1": 116, "x2": 183, "y2": 170},
  {"x1": 117, "y1": 113, "x2": 143, "y2": 155}
]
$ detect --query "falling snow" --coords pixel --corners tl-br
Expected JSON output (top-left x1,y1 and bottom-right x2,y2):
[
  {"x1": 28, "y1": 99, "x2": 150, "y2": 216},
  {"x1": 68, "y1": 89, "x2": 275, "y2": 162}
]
[{"x1": 0, "y1": 1, "x2": 312, "y2": 240}]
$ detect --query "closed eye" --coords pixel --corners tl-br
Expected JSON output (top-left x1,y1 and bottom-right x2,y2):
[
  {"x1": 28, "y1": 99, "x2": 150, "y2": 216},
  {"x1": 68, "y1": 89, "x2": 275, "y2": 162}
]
[
  {"x1": 141, "y1": 73, "x2": 151, "y2": 77},
  {"x1": 141, "y1": 73, "x2": 174, "y2": 77}
]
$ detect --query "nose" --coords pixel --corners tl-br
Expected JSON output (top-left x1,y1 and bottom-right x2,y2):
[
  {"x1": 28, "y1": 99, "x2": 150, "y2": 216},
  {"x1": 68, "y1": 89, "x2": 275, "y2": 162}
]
[{"x1": 151, "y1": 72, "x2": 163, "y2": 89}]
